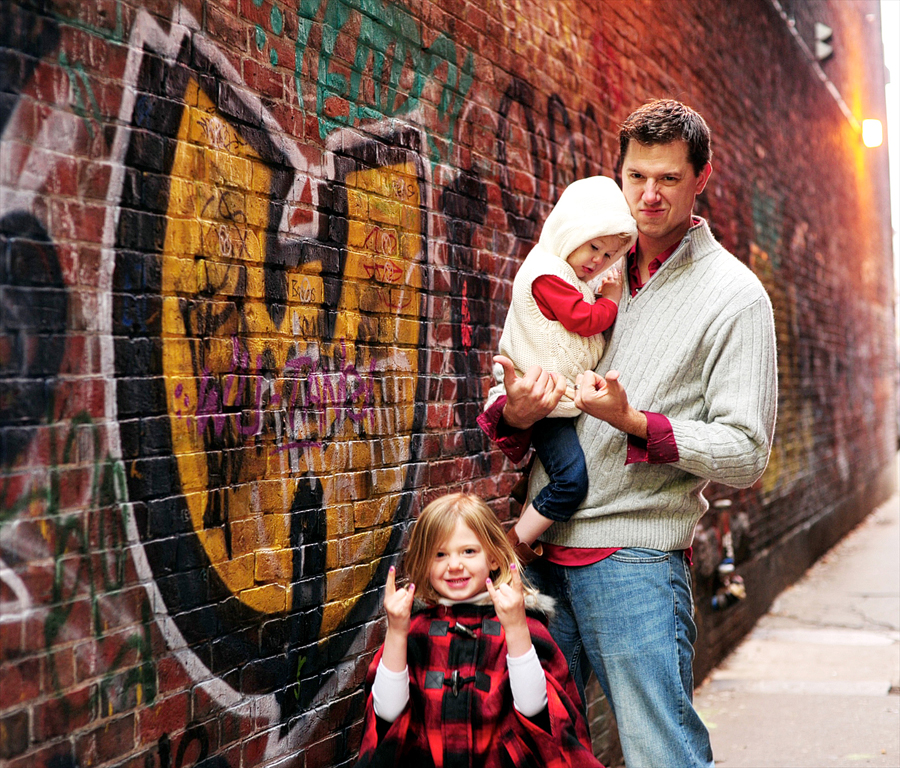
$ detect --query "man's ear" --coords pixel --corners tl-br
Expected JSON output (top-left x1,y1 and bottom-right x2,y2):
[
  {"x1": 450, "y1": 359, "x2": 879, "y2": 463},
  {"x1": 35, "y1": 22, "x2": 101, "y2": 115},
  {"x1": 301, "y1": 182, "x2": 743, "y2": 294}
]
[{"x1": 696, "y1": 162, "x2": 712, "y2": 194}]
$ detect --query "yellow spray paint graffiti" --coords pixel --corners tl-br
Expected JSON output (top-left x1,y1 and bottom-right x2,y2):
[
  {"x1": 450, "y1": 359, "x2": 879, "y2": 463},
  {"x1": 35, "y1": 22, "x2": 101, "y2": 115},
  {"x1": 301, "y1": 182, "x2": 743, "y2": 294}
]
[
  {"x1": 158, "y1": 78, "x2": 424, "y2": 621},
  {"x1": 112, "y1": 30, "x2": 429, "y2": 717}
]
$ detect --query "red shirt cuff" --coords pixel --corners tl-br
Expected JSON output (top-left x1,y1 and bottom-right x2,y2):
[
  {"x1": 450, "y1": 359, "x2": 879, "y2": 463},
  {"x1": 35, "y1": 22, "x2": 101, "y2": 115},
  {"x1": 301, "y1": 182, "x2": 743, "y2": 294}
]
[
  {"x1": 476, "y1": 395, "x2": 534, "y2": 464},
  {"x1": 625, "y1": 411, "x2": 679, "y2": 465}
]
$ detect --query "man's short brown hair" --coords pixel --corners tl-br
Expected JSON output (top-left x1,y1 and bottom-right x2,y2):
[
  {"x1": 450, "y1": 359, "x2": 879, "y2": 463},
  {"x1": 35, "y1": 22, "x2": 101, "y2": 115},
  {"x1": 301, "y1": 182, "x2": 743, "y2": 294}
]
[{"x1": 619, "y1": 99, "x2": 712, "y2": 175}]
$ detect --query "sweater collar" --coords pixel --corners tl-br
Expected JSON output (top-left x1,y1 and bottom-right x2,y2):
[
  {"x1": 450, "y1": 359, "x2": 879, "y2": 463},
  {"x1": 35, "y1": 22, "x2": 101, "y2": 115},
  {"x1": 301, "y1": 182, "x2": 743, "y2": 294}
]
[{"x1": 628, "y1": 216, "x2": 710, "y2": 295}]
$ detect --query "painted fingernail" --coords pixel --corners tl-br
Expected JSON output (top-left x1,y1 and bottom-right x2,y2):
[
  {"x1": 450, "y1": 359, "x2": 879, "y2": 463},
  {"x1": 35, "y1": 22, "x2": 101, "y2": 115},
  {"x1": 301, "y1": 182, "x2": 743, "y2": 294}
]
[
  {"x1": 510, "y1": 562, "x2": 517, "y2": 570},
  {"x1": 486, "y1": 578, "x2": 492, "y2": 586},
  {"x1": 389, "y1": 566, "x2": 395, "y2": 572}
]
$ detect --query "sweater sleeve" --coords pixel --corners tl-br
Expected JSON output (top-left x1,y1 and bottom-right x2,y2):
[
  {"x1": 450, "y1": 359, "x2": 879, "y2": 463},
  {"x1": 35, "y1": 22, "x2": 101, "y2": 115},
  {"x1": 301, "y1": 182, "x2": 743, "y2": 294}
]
[
  {"x1": 667, "y1": 295, "x2": 778, "y2": 487},
  {"x1": 532, "y1": 275, "x2": 618, "y2": 336}
]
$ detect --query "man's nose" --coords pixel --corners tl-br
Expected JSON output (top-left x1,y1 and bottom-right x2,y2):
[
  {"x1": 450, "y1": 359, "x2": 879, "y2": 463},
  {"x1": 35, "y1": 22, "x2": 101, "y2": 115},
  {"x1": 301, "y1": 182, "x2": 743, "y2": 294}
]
[{"x1": 643, "y1": 180, "x2": 661, "y2": 202}]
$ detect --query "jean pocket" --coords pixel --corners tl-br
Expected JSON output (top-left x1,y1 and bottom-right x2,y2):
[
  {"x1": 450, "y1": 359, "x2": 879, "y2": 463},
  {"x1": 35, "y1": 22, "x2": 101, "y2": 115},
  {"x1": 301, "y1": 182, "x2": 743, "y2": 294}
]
[{"x1": 608, "y1": 547, "x2": 669, "y2": 564}]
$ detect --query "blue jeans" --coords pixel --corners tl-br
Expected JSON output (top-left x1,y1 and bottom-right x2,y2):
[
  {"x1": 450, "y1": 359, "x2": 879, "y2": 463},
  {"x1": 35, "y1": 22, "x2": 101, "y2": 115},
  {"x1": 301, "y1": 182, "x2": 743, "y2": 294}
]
[
  {"x1": 528, "y1": 549, "x2": 714, "y2": 768},
  {"x1": 531, "y1": 417, "x2": 588, "y2": 521}
]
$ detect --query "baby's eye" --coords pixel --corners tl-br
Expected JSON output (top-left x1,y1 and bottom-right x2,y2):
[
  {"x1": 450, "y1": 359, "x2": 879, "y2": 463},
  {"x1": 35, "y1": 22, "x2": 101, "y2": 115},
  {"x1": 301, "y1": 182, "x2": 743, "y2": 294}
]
[{"x1": 590, "y1": 243, "x2": 599, "y2": 251}]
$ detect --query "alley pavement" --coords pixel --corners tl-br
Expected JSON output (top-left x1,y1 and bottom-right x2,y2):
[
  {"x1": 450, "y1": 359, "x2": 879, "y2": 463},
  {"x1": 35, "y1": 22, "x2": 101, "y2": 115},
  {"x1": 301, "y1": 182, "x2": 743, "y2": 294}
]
[{"x1": 694, "y1": 478, "x2": 900, "y2": 767}]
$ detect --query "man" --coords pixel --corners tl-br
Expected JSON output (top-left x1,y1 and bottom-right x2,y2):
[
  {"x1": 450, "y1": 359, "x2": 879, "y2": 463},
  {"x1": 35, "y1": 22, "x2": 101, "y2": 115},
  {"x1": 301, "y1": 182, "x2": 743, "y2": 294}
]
[{"x1": 478, "y1": 99, "x2": 778, "y2": 767}]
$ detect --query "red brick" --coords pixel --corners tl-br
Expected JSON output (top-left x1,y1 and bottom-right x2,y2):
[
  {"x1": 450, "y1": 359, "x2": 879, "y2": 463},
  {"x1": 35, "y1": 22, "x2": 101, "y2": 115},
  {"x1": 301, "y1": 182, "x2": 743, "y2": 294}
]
[
  {"x1": 34, "y1": 684, "x2": 96, "y2": 740},
  {"x1": 75, "y1": 713, "x2": 135, "y2": 766},
  {"x1": 136, "y1": 692, "x2": 190, "y2": 745},
  {"x1": 0, "y1": 656, "x2": 41, "y2": 708},
  {"x1": 155, "y1": 656, "x2": 194, "y2": 697},
  {"x1": 5, "y1": 739, "x2": 75, "y2": 768},
  {"x1": 0, "y1": 709, "x2": 29, "y2": 759}
]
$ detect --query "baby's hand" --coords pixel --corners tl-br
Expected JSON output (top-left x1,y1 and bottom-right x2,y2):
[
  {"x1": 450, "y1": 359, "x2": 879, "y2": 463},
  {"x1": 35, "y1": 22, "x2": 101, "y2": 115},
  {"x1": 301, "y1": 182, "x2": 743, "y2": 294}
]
[
  {"x1": 384, "y1": 566, "x2": 415, "y2": 636},
  {"x1": 486, "y1": 563, "x2": 532, "y2": 657},
  {"x1": 598, "y1": 267, "x2": 623, "y2": 305}
]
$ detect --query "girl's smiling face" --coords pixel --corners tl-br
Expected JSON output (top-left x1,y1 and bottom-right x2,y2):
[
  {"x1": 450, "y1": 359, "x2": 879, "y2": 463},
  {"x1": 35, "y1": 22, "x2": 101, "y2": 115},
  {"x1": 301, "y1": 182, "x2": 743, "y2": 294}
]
[{"x1": 428, "y1": 518, "x2": 499, "y2": 602}]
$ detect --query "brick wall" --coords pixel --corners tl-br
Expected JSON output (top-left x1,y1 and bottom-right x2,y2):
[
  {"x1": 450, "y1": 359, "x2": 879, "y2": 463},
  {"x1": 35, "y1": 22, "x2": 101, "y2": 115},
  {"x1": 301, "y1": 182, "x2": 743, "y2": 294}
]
[{"x1": 0, "y1": 0, "x2": 894, "y2": 765}]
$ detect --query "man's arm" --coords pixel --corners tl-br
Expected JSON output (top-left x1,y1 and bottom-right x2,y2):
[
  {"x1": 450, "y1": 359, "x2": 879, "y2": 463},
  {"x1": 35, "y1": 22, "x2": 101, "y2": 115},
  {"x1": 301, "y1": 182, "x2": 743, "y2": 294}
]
[
  {"x1": 662, "y1": 298, "x2": 778, "y2": 488},
  {"x1": 575, "y1": 298, "x2": 777, "y2": 488}
]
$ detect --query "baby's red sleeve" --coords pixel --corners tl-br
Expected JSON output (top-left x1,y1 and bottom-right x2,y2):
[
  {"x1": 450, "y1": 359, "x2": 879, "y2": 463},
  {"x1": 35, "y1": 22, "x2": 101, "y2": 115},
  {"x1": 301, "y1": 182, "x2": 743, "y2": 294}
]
[{"x1": 532, "y1": 275, "x2": 617, "y2": 336}]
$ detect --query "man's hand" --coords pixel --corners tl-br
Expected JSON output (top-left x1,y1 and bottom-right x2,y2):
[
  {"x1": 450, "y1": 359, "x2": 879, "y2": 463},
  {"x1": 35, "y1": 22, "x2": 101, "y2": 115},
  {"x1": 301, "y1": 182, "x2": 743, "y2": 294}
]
[
  {"x1": 575, "y1": 369, "x2": 648, "y2": 439},
  {"x1": 494, "y1": 355, "x2": 566, "y2": 430},
  {"x1": 486, "y1": 563, "x2": 532, "y2": 658}
]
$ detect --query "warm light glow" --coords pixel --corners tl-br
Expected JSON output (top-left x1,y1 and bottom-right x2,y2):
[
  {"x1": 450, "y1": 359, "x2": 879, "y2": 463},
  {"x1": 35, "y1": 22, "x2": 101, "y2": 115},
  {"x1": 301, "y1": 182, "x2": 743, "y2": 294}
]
[{"x1": 862, "y1": 118, "x2": 883, "y2": 148}]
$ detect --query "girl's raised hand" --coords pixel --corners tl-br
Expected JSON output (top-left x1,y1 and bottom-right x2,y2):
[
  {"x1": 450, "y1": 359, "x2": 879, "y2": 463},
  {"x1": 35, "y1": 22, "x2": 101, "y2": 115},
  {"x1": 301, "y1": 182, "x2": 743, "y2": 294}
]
[
  {"x1": 384, "y1": 566, "x2": 415, "y2": 636},
  {"x1": 486, "y1": 563, "x2": 532, "y2": 657}
]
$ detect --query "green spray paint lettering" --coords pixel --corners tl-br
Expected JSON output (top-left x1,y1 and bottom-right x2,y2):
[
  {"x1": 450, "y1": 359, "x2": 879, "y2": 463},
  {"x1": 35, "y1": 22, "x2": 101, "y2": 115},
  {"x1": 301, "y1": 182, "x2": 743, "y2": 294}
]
[{"x1": 295, "y1": 0, "x2": 474, "y2": 160}]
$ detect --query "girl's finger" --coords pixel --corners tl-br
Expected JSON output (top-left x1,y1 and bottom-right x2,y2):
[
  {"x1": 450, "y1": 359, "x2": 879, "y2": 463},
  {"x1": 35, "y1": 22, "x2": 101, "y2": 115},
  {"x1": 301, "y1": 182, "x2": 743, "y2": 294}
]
[
  {"x1": 509, "y1": 561, "x2": 523, "y2": 591},
  {"x1": 385, "y1": 566, "x2": 396, "y2": 597},
  {"x1": 485, "y1": 577, "x2": 497, "y2": 601}
]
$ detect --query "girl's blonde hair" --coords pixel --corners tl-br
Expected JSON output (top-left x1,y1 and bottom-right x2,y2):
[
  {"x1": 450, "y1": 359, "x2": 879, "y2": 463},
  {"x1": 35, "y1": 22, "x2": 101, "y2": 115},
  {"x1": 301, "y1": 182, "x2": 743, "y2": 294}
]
[{"x1": 402, "y1": 493, "x2": 522, "y2": 603}]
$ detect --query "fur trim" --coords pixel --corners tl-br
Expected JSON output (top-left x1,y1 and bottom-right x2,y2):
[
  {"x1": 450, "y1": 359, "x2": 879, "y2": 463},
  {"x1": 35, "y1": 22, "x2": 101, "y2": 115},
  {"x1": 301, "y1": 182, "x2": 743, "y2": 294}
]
[{"x1": 411, "y1": 587, "x2": 556, "y2": 620}]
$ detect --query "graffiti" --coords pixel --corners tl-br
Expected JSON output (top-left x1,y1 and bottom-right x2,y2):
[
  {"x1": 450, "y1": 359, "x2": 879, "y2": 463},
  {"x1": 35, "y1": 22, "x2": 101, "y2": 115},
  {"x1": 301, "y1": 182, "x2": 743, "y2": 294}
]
[
  {"x1": 250, "y1": 0, "x2": 286, "y2": 68},
  {"x1": 196, "y1": 115, "x2": 247, "y2": 155},
  {"x1": 751, "y1": 185, "x2": 785, "y2": 269},
  {"x1": 59, "y1": 49, "x2": 103, "y2": 139},
  {"x1": 295, "y1": 0, "x2": 475, "y2": 160},
  {"x1": 99, "y1": 14, "x2": 429, "y2": 747},
  {"x1": 0, "y1": 406, "x2": 156, "y2": 724},
  {"x1": 362, "y1": 226, "x2": 400, "y2": 259},
  {"x1": 0, "y1": 211, "x2": 68, "y2": 466},
  {"x1": 155, "y1": 725, "x2": 231, "y2": 768},
  {"x1": 186, "y1": 336, "x2": 379, "y2": 450}
]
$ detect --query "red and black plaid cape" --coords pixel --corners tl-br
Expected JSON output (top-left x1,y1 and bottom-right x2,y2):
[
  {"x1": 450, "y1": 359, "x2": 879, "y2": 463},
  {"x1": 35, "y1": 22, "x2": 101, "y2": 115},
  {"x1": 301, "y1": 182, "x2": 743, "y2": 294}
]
[{"x1": 355, "y1": 597, "x2": 604, "y2": 768}]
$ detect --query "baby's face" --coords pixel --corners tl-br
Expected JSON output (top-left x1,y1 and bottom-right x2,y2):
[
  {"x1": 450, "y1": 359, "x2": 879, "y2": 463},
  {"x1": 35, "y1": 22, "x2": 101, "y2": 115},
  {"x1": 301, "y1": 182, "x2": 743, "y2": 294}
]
[{"x1": 566, "y1": 235, "x2": 628, "y2": 280}]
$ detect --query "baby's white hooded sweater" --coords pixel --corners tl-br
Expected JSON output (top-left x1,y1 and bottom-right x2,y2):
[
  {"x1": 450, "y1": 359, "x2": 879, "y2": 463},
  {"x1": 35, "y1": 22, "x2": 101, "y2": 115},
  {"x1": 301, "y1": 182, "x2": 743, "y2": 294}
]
[{"x1": 498, "y1": 176, "x2": 637, "y2": 419}]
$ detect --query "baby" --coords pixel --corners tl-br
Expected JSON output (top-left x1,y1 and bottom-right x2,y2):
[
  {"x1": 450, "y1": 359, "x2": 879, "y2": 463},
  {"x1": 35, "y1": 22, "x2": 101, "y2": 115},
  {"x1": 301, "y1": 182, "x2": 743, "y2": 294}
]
[{"x1": 495, "y1": 176, "x2": 637, "y2": 562}]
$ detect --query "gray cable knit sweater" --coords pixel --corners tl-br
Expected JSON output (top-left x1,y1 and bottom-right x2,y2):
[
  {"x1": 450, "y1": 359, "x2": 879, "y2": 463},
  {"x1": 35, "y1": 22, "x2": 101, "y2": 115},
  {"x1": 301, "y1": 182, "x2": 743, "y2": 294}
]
[{"x1": 529, "y1": 218, "x2": 778, "y2": 551}]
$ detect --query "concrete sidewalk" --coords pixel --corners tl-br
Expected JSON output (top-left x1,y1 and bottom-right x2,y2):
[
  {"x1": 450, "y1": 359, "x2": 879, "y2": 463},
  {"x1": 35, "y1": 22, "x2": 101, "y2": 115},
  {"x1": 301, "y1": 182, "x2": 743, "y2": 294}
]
[{"x1": 694, "y1": 486, "x2": 900, "y2": 767}]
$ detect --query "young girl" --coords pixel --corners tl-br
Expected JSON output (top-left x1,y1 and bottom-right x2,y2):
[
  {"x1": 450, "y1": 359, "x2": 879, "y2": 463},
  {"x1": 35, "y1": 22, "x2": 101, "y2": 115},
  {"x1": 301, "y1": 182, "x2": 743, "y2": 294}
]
[
  {"x1": 494, "y1": 176, "x2": 637, "y2": 563},
  {"x1": 355, "y1": 493, "x2": 603, "y2": 768}
]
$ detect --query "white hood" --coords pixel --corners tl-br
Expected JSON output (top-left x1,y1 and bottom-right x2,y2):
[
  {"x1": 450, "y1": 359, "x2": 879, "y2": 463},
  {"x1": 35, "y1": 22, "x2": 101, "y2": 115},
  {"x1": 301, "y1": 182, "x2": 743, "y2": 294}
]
[{"x1": 538, "y1": 175, "x2": 637, "y2": 261}]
